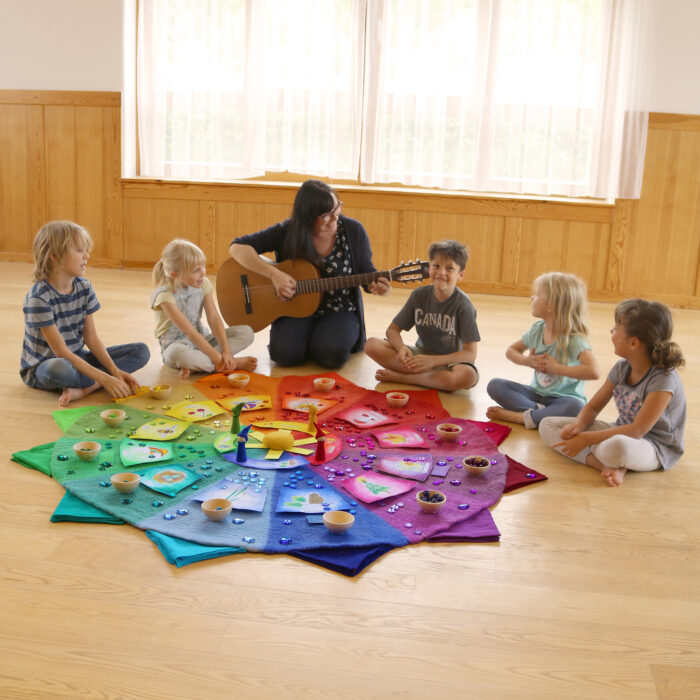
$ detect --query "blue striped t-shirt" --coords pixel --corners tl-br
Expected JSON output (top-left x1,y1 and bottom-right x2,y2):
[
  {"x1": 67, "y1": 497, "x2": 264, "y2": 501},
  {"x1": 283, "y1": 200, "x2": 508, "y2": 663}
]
[{"x1": 21, "y1": 277, "x2": 100, "y2": 386}]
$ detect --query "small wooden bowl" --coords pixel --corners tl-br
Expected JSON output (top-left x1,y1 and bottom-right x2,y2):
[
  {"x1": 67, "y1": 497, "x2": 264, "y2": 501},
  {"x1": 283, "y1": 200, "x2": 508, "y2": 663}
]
[
  {"x1": 436, "y1": 423, "x2": 462, "y2": 441},
  {"x1": 149, "y1": 384, "x2": 172, "y2": 400},
  {"x1": 100, "y1": 408, "x2": 127, "y2": 428},
  {"x1": 386, "y1": 391, "x2": 409, "y2": 408},
  {"x1": 201, "y1": 498, "x2": 233, "y2": 522},
  {"x1": 313, "y1": 377, "x2": 335, "y2": 393},
  {"x1": 463, "y1": 455, "x2": 491, "y2": 475},
  {"x1": 323, "y1": 510, "x2": 355, "y2": 534},
  {"x1": 73, "y1": 441, "x2": 101, "y2": 462},
  {"x1": 227, "y1": 373, "x2": 250, "y2": 389},
  {"x1": 416, "y1": 489, "x2": 447, "y2": 513},
  {"x1": 110, "y1": 472, "x2": 141, "y2": 494}
]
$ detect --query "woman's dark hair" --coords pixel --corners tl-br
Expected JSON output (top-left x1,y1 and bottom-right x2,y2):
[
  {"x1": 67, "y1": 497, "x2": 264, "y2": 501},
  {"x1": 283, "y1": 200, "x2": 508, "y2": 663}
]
[
  {"x1": 283, "y1": 179, "x2": 336, "y2": 264},
  {"x1": 615, "y1": 298, "x2": 685, "y2": 371}
]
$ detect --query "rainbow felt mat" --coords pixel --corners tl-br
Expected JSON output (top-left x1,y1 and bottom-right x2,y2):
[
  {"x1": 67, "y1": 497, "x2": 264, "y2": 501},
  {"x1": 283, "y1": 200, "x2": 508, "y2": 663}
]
[{"x1": 12, "y1": 372, "x2": 546, "y2": 576}]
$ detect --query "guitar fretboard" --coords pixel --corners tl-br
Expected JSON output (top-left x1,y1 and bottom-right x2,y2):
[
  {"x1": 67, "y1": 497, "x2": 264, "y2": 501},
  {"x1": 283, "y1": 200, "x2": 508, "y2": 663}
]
[{"x1": 295, "y1": 270, "x2": 392, "y2": 295}]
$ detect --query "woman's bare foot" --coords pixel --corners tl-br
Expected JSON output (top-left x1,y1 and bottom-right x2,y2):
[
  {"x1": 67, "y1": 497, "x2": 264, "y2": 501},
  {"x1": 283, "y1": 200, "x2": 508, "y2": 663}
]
[
  {"x1": 234, "y1": 356, "x2": 258, "y2": 372},
  {"x1": 179, "y1": 367, "x2": 191, "y2": 380},
  {"x1": 485, "y1": 405, "x2": 525, "y2": 425},
  {"x1": 601, "y1": 467, "x2": 626, "y2": 487}
]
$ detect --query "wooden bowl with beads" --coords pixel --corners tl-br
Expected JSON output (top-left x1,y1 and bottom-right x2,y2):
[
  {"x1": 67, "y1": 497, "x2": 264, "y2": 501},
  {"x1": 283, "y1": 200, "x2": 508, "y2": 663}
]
[
  {"x1": 463, "y1": 455, "x2": 491, "y2": 475},
  {"x1": 149, "y1": 384, "x2": 172, "y2": 400},
  {"x1": 386, "y1": 391, "x2": 409, "y2": 408},
  {"x1": 110, "y1": 472, "x2": 141, "y2": 494},
  {"x1": 436, "y1": 423, "x2": 462, "y2": 441},
  {"x1": 201, "y1": 498, "x2": 233, "y2": 522},
  {"x1": 227, "y1": 373, "x2": 250, "y2": 388},
  {"x1": 416, "y1": 489, "x2": 447, "y2": 513},
  {"x1": 73, "y1": 440, "x2": 101, "y2": 462},
  {"x1": 100, "y1": 408, "x2": 127, "y2": 428}
]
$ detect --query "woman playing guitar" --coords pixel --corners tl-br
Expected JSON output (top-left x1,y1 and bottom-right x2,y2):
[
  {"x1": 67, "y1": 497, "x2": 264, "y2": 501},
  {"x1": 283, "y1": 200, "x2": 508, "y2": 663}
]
[{"x1": 228, "y1": 180, "x2": 391, "y2": 368}]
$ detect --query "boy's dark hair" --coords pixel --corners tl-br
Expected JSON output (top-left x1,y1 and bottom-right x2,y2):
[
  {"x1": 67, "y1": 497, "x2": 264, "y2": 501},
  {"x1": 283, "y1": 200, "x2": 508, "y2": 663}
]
[{"x1": 428, "y1": 239, "x2": 468, "y2": 271}]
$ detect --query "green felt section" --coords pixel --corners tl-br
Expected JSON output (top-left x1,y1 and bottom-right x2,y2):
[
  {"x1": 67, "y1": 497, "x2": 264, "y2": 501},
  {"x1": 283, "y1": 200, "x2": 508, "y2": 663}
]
[
  {"x1": 11, "y1": 442, "x2": 56, "y2": 476},
  {"x1": 52, "y1": 405, "x2": 94, "y2": 432},
  {"x1": 51, "y1": 490, "x2": 125, "y2": 524}
]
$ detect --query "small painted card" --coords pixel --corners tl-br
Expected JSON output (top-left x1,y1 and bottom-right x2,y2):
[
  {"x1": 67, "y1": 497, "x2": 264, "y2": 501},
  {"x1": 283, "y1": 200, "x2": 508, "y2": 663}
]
[
  {"x1": 165, "y1": 400, "x2": 224, "y2": 422},
  {"x1": 376, "y1": 454, "x2": 432, "y2": 481},
  {"x1": 130, "y1": 417, "x2": 189, "y2": 441},
  {"x1": 218, "y1": 395, "x2": 272, "y2": 412},
  {"x1": 135, "y1": 464, "x2": 201, "y2": 496},
  {"x1": 333, "y1": 405, "x2": 398, "y2": 429},
  {"x1": 276, "y1": 485, "x2": 350, "y2": 513},
  {"x1": 373, "y1": 426, "x2": 430, "y2": 449},
  {"x1": 281, "y1": 395, "x2": 337, "y2": 414},
  {"x1": 341, "y1": 472, "x2": 414, "y2": 503},
  {"x1": 119, "y1": 439, "x2": 173, "y2": 467},
  {"x1": 192, "y1": 479, "x2": 267, "y2": 512}
]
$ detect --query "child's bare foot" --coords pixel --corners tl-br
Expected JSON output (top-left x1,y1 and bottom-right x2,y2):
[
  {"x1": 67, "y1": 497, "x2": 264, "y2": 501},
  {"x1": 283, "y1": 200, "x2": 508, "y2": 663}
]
[
  {"x1": 375, "y1": 368, "x2": 407, "y2": 383},
  {"x1": 179, "y1": 367, "x2": 191, "y2": 380},
  {"x1": 58, "y1": 382, "x2": 99, "y2": 407},
  {"x1": 234, "y1": 356, "x2": 258, "y2": 372},
  {"x1": 485, "y1": 406, "x2": 525, "y2": 425},
  {"x1": 58, "y1": 387, "x2": 87, "y2": 407},
  {"x1": 601, "y1": 467, "x2": 626, "y2": 487}
]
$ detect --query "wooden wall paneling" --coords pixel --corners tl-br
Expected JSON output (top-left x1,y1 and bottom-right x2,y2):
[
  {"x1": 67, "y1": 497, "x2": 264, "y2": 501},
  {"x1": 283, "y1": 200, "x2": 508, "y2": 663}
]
[
  {"x1": 346, "y1": 206, "x2": 401, "y2": 272},
  {"x1": 0, "y1": 105, "x2": 30, "y2": 251},
  {"x1": 500, "y1": 217, "x2": 523, "y2": 287},
  {"x1": 75, "y1": 106, "x2": 106, "y2": 259},
  {"x1": 45, "y1": 106, "x2": 77, "y2": 222},
  {"x1": 122, "y1": 198, "x2": 200, "y2": 266},
  {"x1": 26, "y1": 104, "x2": 47, "y2": 241},
  {"x1": 561, "y1": 220, "x2": 611, "y2": 292},
  {"x1": 103, "y1": 106, "x2": 122, "y2": 263},
  {"x1": 457, "y1": 213, "x2": 504, "y2": 284},
  {"x1": 199, "y1": 200, "x2": 216, "y2": 263},
  {"x1": 215, "y1": 202, "x2": 259, "y2": 265}
]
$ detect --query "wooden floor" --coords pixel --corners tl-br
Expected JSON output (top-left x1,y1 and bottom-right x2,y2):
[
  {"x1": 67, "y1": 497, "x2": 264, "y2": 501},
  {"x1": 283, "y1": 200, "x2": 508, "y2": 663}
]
[{"x1": 1, "y1": 261, "x2": 699, "y2": 700}]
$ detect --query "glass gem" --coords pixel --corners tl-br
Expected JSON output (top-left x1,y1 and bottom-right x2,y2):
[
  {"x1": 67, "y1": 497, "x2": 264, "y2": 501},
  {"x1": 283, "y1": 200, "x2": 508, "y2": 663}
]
[
  {"x1": 232, "y1": 518, "x2": 245, "y2": 524},
  {"x1": 242, "y1": 536, "x2": 255, "y2": 544},
  {"x1": 163, "y1": 513, "x2": 176, "y2": 520},
  {"x1": 177, "y1": 509, "x2": 189, "y2": 515},
  {"x1": 120, "y1": 497, "x2": 132, "y2": 504}
]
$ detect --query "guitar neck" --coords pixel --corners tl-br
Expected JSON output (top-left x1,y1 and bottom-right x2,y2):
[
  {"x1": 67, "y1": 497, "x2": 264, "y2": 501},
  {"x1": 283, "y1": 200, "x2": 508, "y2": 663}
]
[{"x1": 295, "y1": 270, "x2": 391, "y2": 295}]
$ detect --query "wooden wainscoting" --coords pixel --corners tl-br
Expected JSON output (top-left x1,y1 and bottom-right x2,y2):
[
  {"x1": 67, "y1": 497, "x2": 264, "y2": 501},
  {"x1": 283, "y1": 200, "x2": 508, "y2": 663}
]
[
  {"x1": 0, "y1": 90, "x2": 122, "y2": 266},
  {"x1": 1, "y1": 90, "x2": 699, "y2": 307}
]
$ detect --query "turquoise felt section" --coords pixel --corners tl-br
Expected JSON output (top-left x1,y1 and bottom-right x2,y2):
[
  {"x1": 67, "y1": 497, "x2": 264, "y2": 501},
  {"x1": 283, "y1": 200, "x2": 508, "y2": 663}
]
[
  {"x1": 145, "y1": 530, "x2": 246, "y2": 567},
  {"x1": 51, "y1": 490, "x2": 125, "y2": 524}
]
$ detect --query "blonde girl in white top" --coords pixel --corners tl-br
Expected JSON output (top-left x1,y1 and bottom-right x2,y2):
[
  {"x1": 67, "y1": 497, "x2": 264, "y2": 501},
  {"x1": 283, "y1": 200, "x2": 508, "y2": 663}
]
[{"x1": 151, "y1": 239, "x2": 257, "y2": 379}]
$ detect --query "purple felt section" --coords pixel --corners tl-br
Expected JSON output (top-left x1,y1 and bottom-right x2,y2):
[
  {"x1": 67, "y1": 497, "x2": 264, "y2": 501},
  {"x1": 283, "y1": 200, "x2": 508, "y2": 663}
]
[{"x1": 308, "y1": 418, "x2": 508, "y2": 544}]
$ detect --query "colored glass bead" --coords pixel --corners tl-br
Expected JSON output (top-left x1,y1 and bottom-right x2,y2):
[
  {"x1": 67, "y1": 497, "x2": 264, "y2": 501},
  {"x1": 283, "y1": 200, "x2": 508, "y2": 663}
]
[
  {"x1": 120, "y1": 498, "x2": 132, "y2": 504},
  {"x1": 152, "y1": 500, "x2": 164, "y2": 507},
  {"x1": 278, "y1": 538, "x2": 292, "y2": 545},
  {"x1": 177, "y1": 509, "x2": 189, "y2": 515},
  {"x1": 458, "y1": 503, "x2": 470, "y2": 510},
  {"x1": 232, "y1": 518, "x2": 245, "y2": 524},
  {"x1": 163, "y1": 513, "x2": 176, "y2": 520},
  {"x1": 57, "y1": 454, "x2": 68, "y2": 461}
]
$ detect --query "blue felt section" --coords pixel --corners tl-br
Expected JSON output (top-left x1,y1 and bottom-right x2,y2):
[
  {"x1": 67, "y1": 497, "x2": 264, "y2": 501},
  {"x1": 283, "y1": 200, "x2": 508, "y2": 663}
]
[{"x1": 51, "y1": 490, "x2": 125, "y2": 524}]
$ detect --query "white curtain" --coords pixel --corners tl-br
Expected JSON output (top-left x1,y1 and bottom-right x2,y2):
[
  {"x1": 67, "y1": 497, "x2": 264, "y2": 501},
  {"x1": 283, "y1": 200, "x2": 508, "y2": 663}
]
[
  {"x1": 136, "y1": 0, "x2": 650, "y2": 200},
  {"x1": 137, "y1": 0, "x2": 364, "y2": 180},
  {"x1": 361, "y1": 0, "x2": 650, "y2": 199}
]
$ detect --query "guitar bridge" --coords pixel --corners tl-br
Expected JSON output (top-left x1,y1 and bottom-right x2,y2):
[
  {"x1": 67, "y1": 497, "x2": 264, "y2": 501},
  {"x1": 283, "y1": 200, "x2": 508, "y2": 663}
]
[{"x1": 241, "y1": 274, "x2": 252, "y2": 314}]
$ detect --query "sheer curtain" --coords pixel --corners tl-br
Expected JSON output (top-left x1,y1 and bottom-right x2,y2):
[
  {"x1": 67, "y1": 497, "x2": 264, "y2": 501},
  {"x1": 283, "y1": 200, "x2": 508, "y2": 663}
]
[
  {"x1": 137, "y1": 0, "x2": 364, "y2": 180},
  {"x1": 361, "y1": 0, "x2": 650, "y2": 199},
  {"x1": 135, "y1": 0, "x2": 650, "y2": 200}
]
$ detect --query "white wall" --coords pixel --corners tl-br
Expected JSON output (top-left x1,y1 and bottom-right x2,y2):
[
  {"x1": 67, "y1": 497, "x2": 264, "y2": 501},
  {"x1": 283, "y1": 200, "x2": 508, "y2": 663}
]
[
  {"x1": 0, "y1": 0, "x2": 122, "y2": 91},
  {"x1": 0, "y1": 0, "x2": 698, "y2": 114},
  {"x1": 646, "y1": 0, "x2": 700, "y2": 114}
]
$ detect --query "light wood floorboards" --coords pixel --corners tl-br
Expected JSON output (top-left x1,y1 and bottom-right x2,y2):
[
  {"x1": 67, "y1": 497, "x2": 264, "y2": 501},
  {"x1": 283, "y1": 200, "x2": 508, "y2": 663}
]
[{"x1": 1, "y1": 262, "x2": 699, "y2": 699}]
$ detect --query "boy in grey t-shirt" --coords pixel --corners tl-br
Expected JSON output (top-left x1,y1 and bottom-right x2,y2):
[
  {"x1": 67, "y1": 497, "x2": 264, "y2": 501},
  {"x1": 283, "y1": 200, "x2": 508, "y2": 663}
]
[{"x1": 364, "y1": 240, "x2": 480, "y2": 392}]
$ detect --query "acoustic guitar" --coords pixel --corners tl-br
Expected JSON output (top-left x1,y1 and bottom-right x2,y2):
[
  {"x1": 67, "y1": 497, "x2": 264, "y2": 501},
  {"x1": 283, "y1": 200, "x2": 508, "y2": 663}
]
[{"x1": 216, "y1": 257, "x2": 429, "y2": 331}]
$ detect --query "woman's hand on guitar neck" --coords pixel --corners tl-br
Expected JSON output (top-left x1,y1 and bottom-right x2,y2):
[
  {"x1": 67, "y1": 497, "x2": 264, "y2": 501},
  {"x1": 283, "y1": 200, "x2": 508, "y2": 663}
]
[
  {"x1": 271, "y1": 268, "x2": 297, "y2": 301},
  {"x1": 368, "y1": 276, "x2": 391, "y2": 296}
]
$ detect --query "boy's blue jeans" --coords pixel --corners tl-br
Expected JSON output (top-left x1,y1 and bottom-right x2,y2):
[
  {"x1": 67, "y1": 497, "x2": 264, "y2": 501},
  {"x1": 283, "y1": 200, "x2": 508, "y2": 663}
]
[{"x1": 33, "y1": 343, "x2": 150, "y2": 390}]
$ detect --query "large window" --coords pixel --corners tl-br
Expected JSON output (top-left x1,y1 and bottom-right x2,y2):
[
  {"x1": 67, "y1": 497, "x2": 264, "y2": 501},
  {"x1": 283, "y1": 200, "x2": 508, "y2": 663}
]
[{"x1": 131, "y1": 0, "x2": 650, "y2": 200}]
